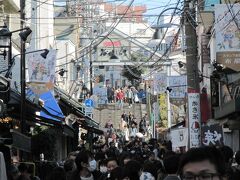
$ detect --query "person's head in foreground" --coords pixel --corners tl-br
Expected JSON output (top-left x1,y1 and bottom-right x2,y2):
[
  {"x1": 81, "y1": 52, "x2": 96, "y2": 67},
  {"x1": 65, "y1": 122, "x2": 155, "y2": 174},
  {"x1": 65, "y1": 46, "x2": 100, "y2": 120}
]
[{"x1": 178, "y1": 146, "x2": 227, "y2": 180}]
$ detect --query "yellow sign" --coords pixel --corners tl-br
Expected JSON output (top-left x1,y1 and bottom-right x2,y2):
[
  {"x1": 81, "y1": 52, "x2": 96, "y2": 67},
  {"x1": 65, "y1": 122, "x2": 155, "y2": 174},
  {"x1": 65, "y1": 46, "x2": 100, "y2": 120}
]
[{"x1": 159, "y1": 93, "x2": 168, "y2": 128}]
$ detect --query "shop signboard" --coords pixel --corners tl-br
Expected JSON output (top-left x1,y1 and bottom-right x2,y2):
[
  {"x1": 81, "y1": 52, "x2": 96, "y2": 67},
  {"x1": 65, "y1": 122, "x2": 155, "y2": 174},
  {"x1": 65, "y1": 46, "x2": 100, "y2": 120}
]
[
  {"x1": 171, "y1": 127, "x2": 188, "y2": 148},
  {"x1": 188, "y1": 92, "x2": 201, "y2": 148},
  {"x1": 168, "y1": 76, "x2": 187, "y2": 99},
  {"x1": 201, "y1": 124, "x2": 224, "y2": 146},
  {"x1": 215, "y1": 4, "x2": 240, "y2": 71},
  {"x1": 153, "y1": 73, "x2": 167, "y2": 95}
]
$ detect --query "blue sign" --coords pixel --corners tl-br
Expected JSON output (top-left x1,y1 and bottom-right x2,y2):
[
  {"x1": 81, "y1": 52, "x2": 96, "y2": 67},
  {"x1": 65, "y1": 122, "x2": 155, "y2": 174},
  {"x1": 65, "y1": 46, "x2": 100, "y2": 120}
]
[
  {"x1": 85, "y1": 99, "x2": 94, "y2": 107},
  {"x1": 138, "y1": 90, "x2": 146, "y2": 98}
]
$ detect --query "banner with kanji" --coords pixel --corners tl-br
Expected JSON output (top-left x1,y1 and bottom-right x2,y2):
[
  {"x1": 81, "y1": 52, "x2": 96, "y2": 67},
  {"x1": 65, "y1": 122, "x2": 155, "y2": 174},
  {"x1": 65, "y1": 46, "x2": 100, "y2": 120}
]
[
  {"x1": 201, "y1": 124, "x2": 224, "y2": 146},
  {"x1": 188, "y1": 92, "x2": 201, "y2": 148}
]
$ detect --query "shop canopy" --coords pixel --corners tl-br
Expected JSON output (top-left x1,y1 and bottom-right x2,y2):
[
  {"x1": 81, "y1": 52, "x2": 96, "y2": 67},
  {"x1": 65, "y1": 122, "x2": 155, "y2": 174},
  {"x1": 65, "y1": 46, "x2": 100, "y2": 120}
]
[{"x1": 39, "y1": 91, "x2": 64, "y2": 122}]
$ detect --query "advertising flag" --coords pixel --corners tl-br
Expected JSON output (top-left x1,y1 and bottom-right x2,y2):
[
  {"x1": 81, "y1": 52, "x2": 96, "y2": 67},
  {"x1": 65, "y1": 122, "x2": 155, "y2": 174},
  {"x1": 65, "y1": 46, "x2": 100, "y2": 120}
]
[
  {"x1": 27, "y1": 49, "x2": 57, "y2": 94},
  {"x1": 27, "y1": 49, "x2": 57, "y2": 83},
  {"x1": 153, "y1": 73, "x2": 167, "y2": 94}
]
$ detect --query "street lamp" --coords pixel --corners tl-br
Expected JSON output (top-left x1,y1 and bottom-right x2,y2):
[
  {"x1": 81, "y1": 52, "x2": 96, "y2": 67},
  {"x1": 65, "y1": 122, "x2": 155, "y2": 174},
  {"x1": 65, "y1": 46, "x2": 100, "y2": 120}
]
[
  {"x1": 0, "y1": 26, "x2": 32, "y2": 61},
  {"x1": 178, "y1": 61, "x2": 210, "y2": 82},
  {"x1": 0, "y1": 27, "x2": 11, "y2": 47},
  {"x1": 89, "y1": 35, "x2": 119, "y2": 94},
  {"x1": 5, "y1": 49, "x2": 49, "y2": 78},
  {"x1": 178, "y1": 61, "x2": 185, "y2": 68},
  {"x1": 152, "y1": 7, "x2": 181, "y2": 40},
  {"x1": 56, "y1": 68, "x2": 67, "y2": 77},
  {"x1": 0, "y1": 26, "x2": 33, "y2": 135},
  {"x1": 0, "y1": 26, "x2": 12, "y2": 66}
]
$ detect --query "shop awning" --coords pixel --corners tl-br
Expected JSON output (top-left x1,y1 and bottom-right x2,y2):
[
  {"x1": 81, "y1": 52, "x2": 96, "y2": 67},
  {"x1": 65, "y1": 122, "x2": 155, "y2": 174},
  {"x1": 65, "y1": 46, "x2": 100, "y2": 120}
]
[
  {"x1": 39, "y1": 91, "x2": 65, "y2": 122},
  {"x1": 55, "y1": 87, "x2": 100, "y2": 128},
  {"x1": 7, "y1": 89, "x2": 75, "y2": 141}
]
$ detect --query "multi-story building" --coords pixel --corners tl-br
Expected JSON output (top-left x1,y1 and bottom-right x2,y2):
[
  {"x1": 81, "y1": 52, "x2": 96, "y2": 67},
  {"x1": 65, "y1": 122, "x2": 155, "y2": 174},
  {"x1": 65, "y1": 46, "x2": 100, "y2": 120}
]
[
  {"x1": 197, "y1": 1, "x2": 240, "y2": 151},
  {"x1": 0, "y1": 0, "x2": 102, "y2": 162}
]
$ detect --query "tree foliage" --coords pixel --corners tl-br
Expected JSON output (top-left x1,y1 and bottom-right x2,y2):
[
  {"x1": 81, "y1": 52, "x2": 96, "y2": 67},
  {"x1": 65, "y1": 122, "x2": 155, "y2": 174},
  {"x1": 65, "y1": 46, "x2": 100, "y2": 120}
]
[{"x1": 121, "y1": 54, "x2": 143, "y2": 85}]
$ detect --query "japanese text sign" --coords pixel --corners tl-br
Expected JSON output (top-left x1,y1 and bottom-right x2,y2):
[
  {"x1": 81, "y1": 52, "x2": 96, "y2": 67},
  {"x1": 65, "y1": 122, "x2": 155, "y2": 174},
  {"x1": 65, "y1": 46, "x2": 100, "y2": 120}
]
[
  {"x1": 201, "y1": 124, "x2": 224, "y2": 146},
  {"x1": 188, "y1": 93, "x2": 201, "y2": 148},
  {"x1": 153, "y1": 73, "x2": 167, "y2": 94},
  {"x1": 168, "y1": 75, "x2": 187, "y2": 98}
]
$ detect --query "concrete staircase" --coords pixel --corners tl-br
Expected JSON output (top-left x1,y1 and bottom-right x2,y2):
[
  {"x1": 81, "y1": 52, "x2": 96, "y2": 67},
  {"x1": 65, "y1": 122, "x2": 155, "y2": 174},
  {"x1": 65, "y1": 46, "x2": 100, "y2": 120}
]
[{"x1": 93, "y1": 103, "x2": 143, "y2": 129}]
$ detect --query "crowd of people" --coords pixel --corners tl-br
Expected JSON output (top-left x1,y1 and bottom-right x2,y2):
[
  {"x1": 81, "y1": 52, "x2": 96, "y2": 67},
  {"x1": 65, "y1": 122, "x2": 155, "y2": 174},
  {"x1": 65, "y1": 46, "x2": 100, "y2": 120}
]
[
  {"x1": 3, "y1": 136, "x2": 240, "y2": 180},
  {"x1": 103, "y1": 111, "x2": 150, "y2": 145},
  {"x1": 107, "y1": 86, "x2": 146, "y2": 109},
  {"x1": 2, "y1": 89, "x2": 240, "y2": 180},
  {"x1": 118, "y1": 112, "x2": 150, "y2": 142}
]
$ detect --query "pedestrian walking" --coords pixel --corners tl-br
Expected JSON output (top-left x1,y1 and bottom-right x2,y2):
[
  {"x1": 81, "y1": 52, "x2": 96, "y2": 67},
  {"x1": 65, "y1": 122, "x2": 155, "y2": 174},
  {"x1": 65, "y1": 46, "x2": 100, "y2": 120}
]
[
  {"x1": 69, "y1": 151, "x2": 94, "y2": 180},
  {"x1": 116, "y1": 89, "x2": 124, "y2": 109},
  {"x1": 126, "y1": 88, "x2": 133, "y2": 108}
]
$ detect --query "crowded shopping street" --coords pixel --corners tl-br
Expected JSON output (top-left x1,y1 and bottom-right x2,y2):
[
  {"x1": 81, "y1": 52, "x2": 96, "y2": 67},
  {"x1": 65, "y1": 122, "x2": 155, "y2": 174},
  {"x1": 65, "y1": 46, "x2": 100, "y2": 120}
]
[{"x1": 1, "y1": 0, "x2": 240, "y2": 179}]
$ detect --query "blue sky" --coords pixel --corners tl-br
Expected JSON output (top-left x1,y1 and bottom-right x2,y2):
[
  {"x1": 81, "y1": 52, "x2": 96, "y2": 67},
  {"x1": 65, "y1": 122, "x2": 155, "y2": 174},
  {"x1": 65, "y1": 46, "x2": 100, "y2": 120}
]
[
  {"x1": 115, "y1": 0, "x2": 180, "y2": 23},
  {"x1": 54, "y1": 0, "x2": 180, "y2": 24}
]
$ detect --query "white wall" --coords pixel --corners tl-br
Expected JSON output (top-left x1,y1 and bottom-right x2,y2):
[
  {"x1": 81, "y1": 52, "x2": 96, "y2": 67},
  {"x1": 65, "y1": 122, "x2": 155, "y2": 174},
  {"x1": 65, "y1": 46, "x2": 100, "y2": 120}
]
[
  {"x1": 29, "y1": 0, "x2": 54, "y2": 49},
  {"x1": 106, "y1": 22, "x2": 154, "y2": 45},
  {"x1": 55, "y1": 40, "x2": 76, "y2": 92},
  {"x1": 10, "y1": 0, "x2": 55, "y2": 91}
]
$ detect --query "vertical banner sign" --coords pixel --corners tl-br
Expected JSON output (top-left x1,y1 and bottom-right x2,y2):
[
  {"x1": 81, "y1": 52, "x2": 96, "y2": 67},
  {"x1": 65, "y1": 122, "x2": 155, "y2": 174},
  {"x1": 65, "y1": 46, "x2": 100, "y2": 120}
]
[
  {"x1": 152, "y1": 102, "x2": 159, "y2": 138},
  {"x1": 153, "y1": 73, "x2": 167, "y2": 95},
  {"x1": 27, "y1": 49, "x2": 57, "y2": 83},
  {"x1": 215, "y1": 4, "x2": 240, "y2": 71},
  {"x1": 159, "y1": 93, "x2": 168, "y2": 128},
  {"x1": 188, "y1": 93, "x2": 201, "y2": 148},
  {"x1": 153, "y1": 102, "x2": 160, "y2": 123},
  {"x1": 27, "y1": 49, "x2": 57, "y2": 94}
]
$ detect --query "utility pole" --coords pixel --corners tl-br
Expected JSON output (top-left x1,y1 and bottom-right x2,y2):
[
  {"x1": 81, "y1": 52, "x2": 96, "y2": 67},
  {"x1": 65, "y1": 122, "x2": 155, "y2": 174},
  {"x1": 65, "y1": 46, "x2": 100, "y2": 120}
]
[
  {"x1": 20, "y1": 0, "x2": 26, "y2": 135},
  {"x1": 184, "y1": 0, "x2": 201, "y2": 148},
  {"x1": 184, "y1": 0, "x2": 199, "y2": 89},
  {"x1": 89, "y1": 45, "x2": 93, "y2": 95}
]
